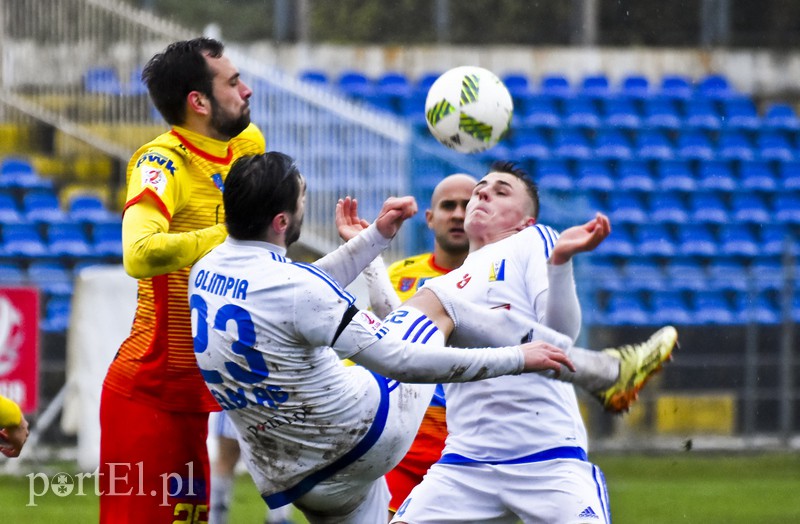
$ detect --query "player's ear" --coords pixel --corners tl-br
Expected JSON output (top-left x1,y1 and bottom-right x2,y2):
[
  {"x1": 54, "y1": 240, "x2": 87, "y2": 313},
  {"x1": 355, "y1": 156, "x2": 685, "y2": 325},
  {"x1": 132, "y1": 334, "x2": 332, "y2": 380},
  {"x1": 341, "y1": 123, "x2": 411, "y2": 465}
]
[
  {"x1": 425, "y1": 208, "x2": 434, "y2": 229},
  {"x1": 187, "y1": 90, "x2": 210, "y2": 116},
  {"x1": 271, "y1": 212, "x2": 289, "y2": 234}
]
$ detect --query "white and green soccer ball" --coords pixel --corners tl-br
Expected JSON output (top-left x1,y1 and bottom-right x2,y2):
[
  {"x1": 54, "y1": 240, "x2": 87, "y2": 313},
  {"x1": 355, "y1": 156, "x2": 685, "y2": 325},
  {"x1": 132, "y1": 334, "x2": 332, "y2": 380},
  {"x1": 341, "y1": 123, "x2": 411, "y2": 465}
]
[{"x1": 424, "y1": 65, "x2": 514, "y2": 154}]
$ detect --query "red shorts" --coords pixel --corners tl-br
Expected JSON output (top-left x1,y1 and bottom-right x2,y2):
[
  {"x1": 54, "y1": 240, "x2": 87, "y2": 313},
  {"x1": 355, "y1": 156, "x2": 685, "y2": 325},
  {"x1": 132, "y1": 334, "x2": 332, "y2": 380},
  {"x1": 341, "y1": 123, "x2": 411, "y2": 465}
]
[
  {"x1": 386, "y1": 405, "x2": 447, "y2": 512},
  {"x1": 99, "y1": 387, "x2": 211, "y2": 524}
]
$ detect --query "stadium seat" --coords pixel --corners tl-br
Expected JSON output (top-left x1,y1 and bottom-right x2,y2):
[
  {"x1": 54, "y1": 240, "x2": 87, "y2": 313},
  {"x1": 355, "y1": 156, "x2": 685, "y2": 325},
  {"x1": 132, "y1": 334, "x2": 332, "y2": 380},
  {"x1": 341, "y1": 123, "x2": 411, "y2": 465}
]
[
  {"x1": 691, "y1": 290, "x2": 737, "y2": 324},
  {"x1": 92, "y1": 222, "x2": 123, "y2": 258},
  {"x1": 649, "y1": 193, "x2": 690, "y2": 224},
  {"x1": 0, "y1": 157, "x2": 53, "y2": 190},
  {"x1": 717, "y1": 224, "x2": 760, "y2": 258},
  {"x1": 22, "y1": 189, "x2": 67, "y2": 223},
  {"x1": 655, "y1": 159, "x2": 696, "y2": 192},
  {"x1": 722, "y1": 97, "x2": 761, "y2": 131},
  {"x1": 642, "y1": 97, "x2": 682, "y2": 130},
  {"x1": 0, "y1": 193, "x2": 23, "y2": 224},
  {"x1": 593, "y1": 129, "x2": 633, "y2": 160},
  {"x1": 46, "y1": 222, "x2": 93, "y2": 258},
  {"x1": 0, "y1": 262, "x2": 25, "y2": 286},
  {"x1": 738, "y1": 160, "x2": 777, "y2": 192},
  {"x1": 683, "y1": 98, "x2": 722, "y2": 131},
  {"x1": 636, "y1": 129, "x2": 675, "y2": 161},
  {"x1": 706, "y1": 258, "x2": 750, "y2": 292},
  {"x1": 762, "y1": 103, "x2": 800, "y2": 132},
  {"x1": 634, "y1": 223, "x2": 677, "y2": 258},
  {"x1": 538, "y1": 74, "x2": 573, "y2": 101},
  {"x1": 716, "y1": 130, "x2": 756, "y2": 162},
  {"x1": 776, "y1": 159, "x2": 800, "y2": 190},
  {"x1": 40, "y1": 294, "x2": 71, "y2": 333},
  {"x1": 758, "y1": 222, "x2": 794, "y2": 257},
  {"x1": 773, "y1": 194, "x2": 800, "y2": 224},
  {"x1": 696, "y1": 73, "x2": 735, "y2": 101},
  {"x1": 732, "y1": 291, "x2": 780, "y2": 324},
  {"x1": 606, "y1": 192, "x2": 648, "y2": 224},
  {"x1": 676, "y1": 130, "x2": 715, "y2": 161},
  {"x1": 659, "y1": 75, "x2": 694, "y2": 102},
  {"x1": 376, "y1": 72, "x2": 411, "y2": 97},
  {"x1": 581, "y1": 257, "x2": 625, "y2": 292},
  {"x1": 623, "y1": 259, "x2": 668, "y2": 291},
  {"x1": 26, "y1": 260, "x2": 74, "y2": 297},
  {"x1": 602, "y1": 291, "x2": 651, "y2": 326},
  {"x1": 594, "y1": 225, "x2": 636, "y2": 257},
  {"x1": 413, "y1": 72, "x2": 442, "y2": 97},
  {"x1": 616, "y1": 159, "x2": 656, "y2": 192},
  {"x1": 602, "y1": 98, "x2": 641, "y2": 130},
  {"x1": 501, "y1": 73, "x2": 533, "y2": 111},
  {"x1": 650, "y1": 290, "x2": 694, "y2": 325},
  {"x1": 676, "y1": 223, "x2": 718, "y2": 257},
  {"x1": 552, "y1": 129, "x2": 592, "y2": 159},
  {"x1": 83, "y1": 66, "x2": 123, "y2": 95},
  {"x1": 619, "y1": 74, "x2": 651, "y2": 101},
  {"x1": 688, "y1": 192, "x2": 729, "y2": 224},
  {"x1": 581, "y1": 74, "x2": 612, "y2": 101},
  {"x1": 336, "y1": 70, "x2": 373, "y2": 100},
  {"x1": 574, "y1": 159, "x2": 614, "y2": 192},
  {"x1": 532, "y1": 158, "x2": 573, "y2": 192},
  {"x1": 1, "y1": 222, "x2": 48, "y2": 258},
  {"x1": 748, "y1": 257, "x2": 786, "y2": 291},
  {"x1": 757, "y1": 131, "x2": 795, "y2": 162},
  {"x1": 298, "y1": 69, "x2": 330, "y2": 86},
  {"x1": 696, "y1": 159, "x2": 737, "y2": 192},
  {"x1": 68, "y1": 193, "x2": 118, "y2": 224},
  {"x1": 730, "y1": 193, "x2": 771, "y2": 224},
  {"x1": 511, "y1": 128, "x2": 551, "y2": 161},
  {"x1": 562, "y1": 97, "x2": 602, "y2": 129},
  {"x1": 665, "y1": 258, "x2": 710, "y2": 292},
  {"x1": 520, "y1": 95, "x2": 562, "y2": 130}
]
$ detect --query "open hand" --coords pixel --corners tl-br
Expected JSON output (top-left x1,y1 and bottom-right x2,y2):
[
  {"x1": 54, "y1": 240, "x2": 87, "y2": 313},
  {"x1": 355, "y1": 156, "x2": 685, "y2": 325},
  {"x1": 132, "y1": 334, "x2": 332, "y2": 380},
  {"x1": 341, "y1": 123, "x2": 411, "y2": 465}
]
[{"x1": 550, "y1": 212, "x2": 611, "y2": 265}]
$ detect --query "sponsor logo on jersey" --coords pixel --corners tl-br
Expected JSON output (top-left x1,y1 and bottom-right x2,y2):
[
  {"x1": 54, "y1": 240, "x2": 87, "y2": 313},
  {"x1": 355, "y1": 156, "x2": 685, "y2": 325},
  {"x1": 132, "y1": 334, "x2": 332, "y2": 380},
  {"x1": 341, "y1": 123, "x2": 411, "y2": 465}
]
[
  {"x1": 140, "y1": 166, "x2": 167, "y2": 195},
  {"x1": 578, "y1": 506, "x2": 600, "y2": 519},
  {"x1": 136, "y1": 151, "x2": 177, "y2": 175},
  {"x1": 489, "y1": 259, "x2": 506, "y2": 281},
  {"x1": 456, "y1": 273, "x2": 471, "y2": 289},
  {"x1": 353, "y1": 310, "x2": 385, "y2": 336},
  {"x1": 210, "y1": 172, "x2": 224, "y2": 192},
  {"x1": 398, "y1": 277, "x2": 416, "y2": 292}
]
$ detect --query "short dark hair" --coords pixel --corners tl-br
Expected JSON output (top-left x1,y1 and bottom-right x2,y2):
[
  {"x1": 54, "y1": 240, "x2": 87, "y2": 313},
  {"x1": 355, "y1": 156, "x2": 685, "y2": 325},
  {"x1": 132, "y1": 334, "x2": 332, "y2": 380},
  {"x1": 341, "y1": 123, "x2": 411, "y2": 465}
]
[
  {"x1": 223, "y1": 152, "x2": 303, "y2": 240},
  {"x1": 488, "y1": 160, "x2": 540, "y2": 219},
  {"x1": 142, "y1": 37, "x2": 224, "y2": 125}
]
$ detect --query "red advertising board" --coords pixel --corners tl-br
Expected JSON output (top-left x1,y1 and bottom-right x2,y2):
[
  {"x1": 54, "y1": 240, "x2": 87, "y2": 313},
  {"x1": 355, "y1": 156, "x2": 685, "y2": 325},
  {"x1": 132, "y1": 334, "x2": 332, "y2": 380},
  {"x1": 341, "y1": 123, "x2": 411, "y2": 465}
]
[{"x1": 0, "y1": 287, "x2": 39, "y2": 413}]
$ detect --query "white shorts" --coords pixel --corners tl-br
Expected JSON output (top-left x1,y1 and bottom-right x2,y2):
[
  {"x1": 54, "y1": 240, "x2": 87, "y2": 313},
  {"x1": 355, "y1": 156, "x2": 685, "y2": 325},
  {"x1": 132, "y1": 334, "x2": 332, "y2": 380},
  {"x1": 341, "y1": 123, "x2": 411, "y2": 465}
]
[
  {"x1": 391, "y1": 458, "x2": 610, "y2": 524},
  {"x1": 213, "y1": 411, "x2": 239, "y2": 440}
]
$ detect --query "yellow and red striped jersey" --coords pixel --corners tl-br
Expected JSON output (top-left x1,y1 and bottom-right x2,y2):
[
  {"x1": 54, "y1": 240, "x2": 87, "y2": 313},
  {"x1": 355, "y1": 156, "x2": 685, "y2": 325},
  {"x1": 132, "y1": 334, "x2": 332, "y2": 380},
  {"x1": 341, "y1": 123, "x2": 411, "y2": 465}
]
[
  {"x1": 103, "y1": 124, "x2": 265, "y2": 412},
  {"x1": 386, "y1": 252, "x2": 451, "y2": 303}
]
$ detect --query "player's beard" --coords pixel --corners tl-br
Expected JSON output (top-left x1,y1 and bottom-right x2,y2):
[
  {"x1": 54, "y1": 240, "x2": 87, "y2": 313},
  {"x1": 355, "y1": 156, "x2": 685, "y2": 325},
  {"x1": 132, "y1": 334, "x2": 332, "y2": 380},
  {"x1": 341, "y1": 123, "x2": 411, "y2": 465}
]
[
  {"x1": 209, "y1": 95, "x2": 251, "y2": 139},
  {"x1": 285, "y1": 213, "x2": 303, "y2": 248}
]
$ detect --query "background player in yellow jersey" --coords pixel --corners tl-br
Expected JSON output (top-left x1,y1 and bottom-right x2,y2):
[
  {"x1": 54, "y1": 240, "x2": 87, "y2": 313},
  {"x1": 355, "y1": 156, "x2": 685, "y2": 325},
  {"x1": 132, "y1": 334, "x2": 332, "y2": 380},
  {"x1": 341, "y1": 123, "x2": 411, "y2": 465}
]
[
  {"x1": 99, "y1": 37, "x2": 266, "y2": 523},
  {"x1": 0, "y1": 394, "x2": 29, "y2": 457},
  {"x1": 384, "y1": 173, "x2": 477, "y2": 515}
]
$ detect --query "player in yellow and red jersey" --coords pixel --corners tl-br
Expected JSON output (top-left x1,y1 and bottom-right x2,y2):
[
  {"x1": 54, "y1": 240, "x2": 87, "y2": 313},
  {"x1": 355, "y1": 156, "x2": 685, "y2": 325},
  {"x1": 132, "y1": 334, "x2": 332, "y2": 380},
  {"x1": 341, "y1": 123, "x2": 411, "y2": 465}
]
[
  {"x1": 0, "y1": 394, "x2": 28, "y2": 457},
  {"x1": 384, "y1": 173, "x2": 477, "y2": 516},
  {"x1": 99, "y1": 38, "x2": 265, "y2": 524}
]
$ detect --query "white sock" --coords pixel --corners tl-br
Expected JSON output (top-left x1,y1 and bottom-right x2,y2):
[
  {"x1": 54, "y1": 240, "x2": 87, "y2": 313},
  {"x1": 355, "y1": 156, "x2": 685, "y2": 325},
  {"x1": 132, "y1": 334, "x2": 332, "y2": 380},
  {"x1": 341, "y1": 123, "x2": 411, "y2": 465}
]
[
  {"x1": 265, "y1": 503, "x2": 293, "y2": 523},
  {"x1": 210, "y1": 474, "x2": 234, "y2": 524}
]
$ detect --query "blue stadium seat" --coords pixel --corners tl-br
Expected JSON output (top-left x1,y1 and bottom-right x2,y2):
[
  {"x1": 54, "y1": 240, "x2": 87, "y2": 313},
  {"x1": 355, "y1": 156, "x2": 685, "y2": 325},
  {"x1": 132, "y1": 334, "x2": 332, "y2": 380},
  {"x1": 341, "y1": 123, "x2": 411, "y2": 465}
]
[
  {"x1": 376, "y1": 72, "x2": 411, "y2": 97},
  {"x1": 732, "y1": 291, "x2": 780, "y2": 324},
  {"x1": 634, "y1": 224, "x2": 677, "y2": 258},
  {"x1": 520, "y1": 95, "x2": 562, "y2": 130},
  {"x1": 762, "y1": 103, "x2": 800, "y2": 132},
  {"x1": 696, "y1": 159, "x2": 737, "y2": 192},
  {"x1": 623, "y1": 259, "x2": 668, "y2": 291},
  {"x1": 716, "y1": 130, "x2": 756, "y2": 162},
  {"x1": 298, "y1": 69, "x2": 329, "y2": 86},
  {"x1": 0, "y1": 193, "x2": 22, "y2": 224},
  {"x1": 688, "y1": 192, "x2": 729, "y2": 224},
  {"x1": 594, "y1": 225, "x2": 636, "y2": 257},
  {"x1": 22, "y1": 189, "x2": 67, "y2": 223},
  {"x1": 722, "y1": 97, "x2": 761, "y2": 131},
  {"x1": 92, "y1": 222, "x2": 123, "y2": 258},
  {"x1": 793, "y1": 294, "x2": 800, "y2": 323},
  {"x1": 676, "y1": 223, "x2": 718, "y2": 257},
  {"x1": 773, "y1": 194, "x2": 800, "y2": 224},
  {"x1": 758, "y1": 222, "x2": 794, "y2": 257},
  {"x1": 696, "y1": 74, "x2": 735, "y2": 101},
  {"x1": 562, "y1": 97, "x2": 602, "y2": 129},
  {"x1": 676, "y1": 130, "x2": 715, "y2": 161},
  {"x1": 777, "y1": 159, "x2": 800, "y2": 190},
  {"x1": 0, "y1": 157, "x2": 53, "y2": 190},
  {"x1": 581, "y1": 74, "x2": 612, "y2": 101},
  {"x1": 650, "y1": 290, "x2": 693, "y2": 325},
  {"x1": 603, "y1": 291, "x2": 650, "y2": 326},
  {"x1": 706, "y1": 258, "x2": 750, "y2": 292},
  {"x1": 616, "y1": 159, "x2": 656, "y2": 192},
  {"x1": 83, "y1": 66, "x2": 123, "y2": 95},
  {"x1": 574, "y1": 159, "x2": 614, "y2": 192},
  {"x1": 659, "y1": 75, "x2": 693, "y2": 101},
  {"x1": 511, "y1": 128, "x2": 551, "y2": 161},
  {"x1": 46, "y1": 222, "x2": 92, "y2": 258},
  {"x1": 649, "y1": 193, "x2": 690, "y2": 224},
  {"x1": 636, "y1": 129, "x2": 675, "y2": 161},
  {"x1": 336, "y1": 70, "x2": 373, "y2": 100},
  {"x1": 683, "y1": 98, "x2": 722, "y2": 131},
  {"x1": 40, "y1": 295, "x2": 71, "y2": 333},
  {"x1": 602, "y1": 98, "x2": 641, "y2": 130},
  {"x1": 538, "y1": 74, "x2": 573, "y2": 101},
  {"x1": 606, "y1": 192, "x2": 648, "y2": 225},
  {"x1": 0, "y1": 262, "x2": 25, "y2": 286},
  {"x1": 642, "y1": 97, "x2": 682, "y2": 130},
  {"x1": 397, "y1": 91, "x2": 427, "y2": 127},
  {"x1": 533, "y1": 158, "x2": 573, "y2": 191},
  {"x1": 730, "y1": 193, "x2": 771, "y2": 224},
  {"x1": 619, "y1": 74, "x2": 651, "y2": 101},
  {"x1": 1, "y1": 223, "x2": 48, "y2": 258},
  {"x1": 717, "y1": 224, "x2": 760, "y2": 258},
  {"x1": 665, "y1": 258, "x2": 710, "y2": 292},
  {"x1": 738, "y1": 160, "x2": 777, "y2": 192},
  {"x1": 26, "y1": 260, "x2": 74, "y2": 297},
  {"x1": 593, "y1": 129, "x2": 633, "y2": 160},
  {"x1": 581, "y1": 257, "x2": 625, "y2": 292},
  {"x1": 413, "y1": 72, "x2": 442, "y2": 96},
  {"x1": 691, "y1": 290, "x2": 737, "y2": 324},
  {"x1": 748, "y1": 257, "x2": 787, "y2": 292},
  {"x1": 655, "y1": 159, "x2": 696, "y2": 192},
  {"x1": 757, "y1": 131, "x2": 795, "y2": 162},
  {"x1": 68, "y1": 193, "x2": 118, "y2": 224},
  {"x1": 552, "y1": 129, "x2": 592, "y2": 159},
  {"x1": 501, "y1": 73, "x2": 533, "y2": 111}
]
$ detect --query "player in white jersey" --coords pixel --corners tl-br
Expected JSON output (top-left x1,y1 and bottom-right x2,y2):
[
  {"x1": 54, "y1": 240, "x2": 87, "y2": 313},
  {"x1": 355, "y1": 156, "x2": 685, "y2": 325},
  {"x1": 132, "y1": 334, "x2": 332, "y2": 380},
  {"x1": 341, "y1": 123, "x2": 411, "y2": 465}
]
[
  {"x1": 189, "y1": 152, "x2": 577, "y2": 524},
  {"x1": 391, "y1": 162, "x2": 623, "y2": 524}
]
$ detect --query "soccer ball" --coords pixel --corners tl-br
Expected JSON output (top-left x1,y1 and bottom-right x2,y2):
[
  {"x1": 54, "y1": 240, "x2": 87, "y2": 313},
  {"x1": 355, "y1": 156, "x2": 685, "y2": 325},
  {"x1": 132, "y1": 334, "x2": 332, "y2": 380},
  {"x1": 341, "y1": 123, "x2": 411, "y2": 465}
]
[{"x1": 424, "y1": 66, "x2": 513, "y2": 154}]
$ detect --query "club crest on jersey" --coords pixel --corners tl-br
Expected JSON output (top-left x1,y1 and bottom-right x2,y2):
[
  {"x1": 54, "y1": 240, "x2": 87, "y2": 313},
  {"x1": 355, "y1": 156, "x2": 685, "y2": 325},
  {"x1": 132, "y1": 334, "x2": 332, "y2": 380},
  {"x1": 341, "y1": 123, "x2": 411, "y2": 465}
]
[
  {"x1": 489, "y1": 260, "x2": 506, "y2": 281},
  {"x1": 398, "y1": 277, "x2": 416, "y2": 292},
  {"x1": 210, "y1": 172, "x2": 225, "y2": 192}
]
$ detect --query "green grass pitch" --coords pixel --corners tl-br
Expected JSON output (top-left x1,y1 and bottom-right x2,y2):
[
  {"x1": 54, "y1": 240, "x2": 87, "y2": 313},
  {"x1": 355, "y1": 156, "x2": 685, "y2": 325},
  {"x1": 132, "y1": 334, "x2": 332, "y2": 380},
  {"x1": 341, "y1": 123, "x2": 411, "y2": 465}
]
[{"x1": 1, "y1": 451, "x2": 798, "y2": 523}]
